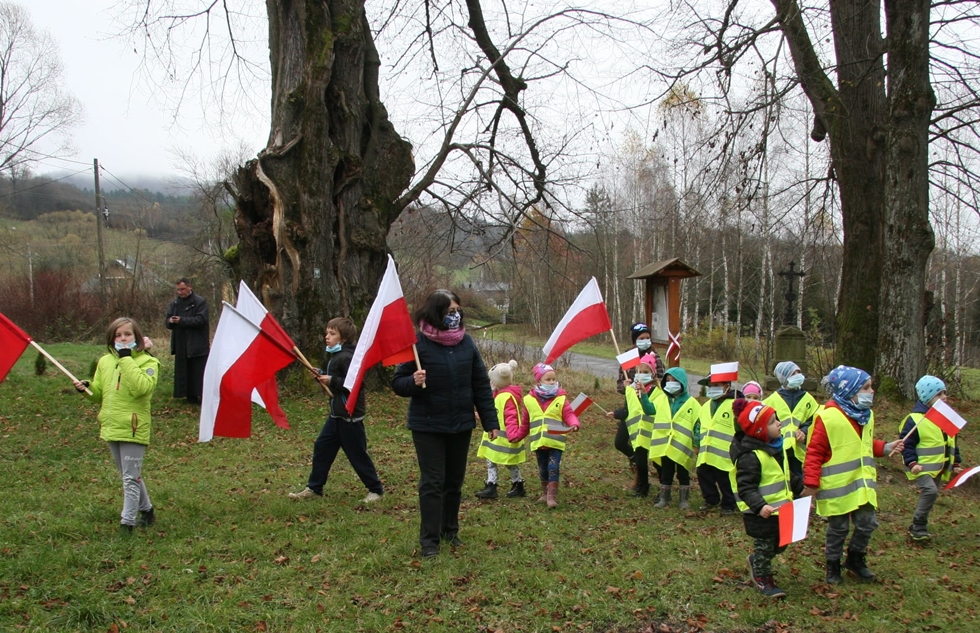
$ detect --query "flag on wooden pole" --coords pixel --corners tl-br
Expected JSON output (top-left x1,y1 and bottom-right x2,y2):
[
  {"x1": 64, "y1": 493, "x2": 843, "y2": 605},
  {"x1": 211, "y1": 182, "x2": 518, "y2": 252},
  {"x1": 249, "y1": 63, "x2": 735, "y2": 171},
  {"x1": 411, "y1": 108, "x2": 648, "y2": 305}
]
[
  {"x1": 0, "y1": 312, "x2": 31, "y2": 384},
  {"x1": 924, "y1": 399, "x2": 969, "y2": 437},
  {"x1": 541, "y1": 278, "x2": 612, "y2": 363},
  {"x1": 616, "y1": 348, "x2": 641, "y2": 371},
  {"x1": 570, "y1": 392, "x2": 594, "y2": 416},
  {"x1": 235, "y1": 281, "x2": 294, "y2": 429}
]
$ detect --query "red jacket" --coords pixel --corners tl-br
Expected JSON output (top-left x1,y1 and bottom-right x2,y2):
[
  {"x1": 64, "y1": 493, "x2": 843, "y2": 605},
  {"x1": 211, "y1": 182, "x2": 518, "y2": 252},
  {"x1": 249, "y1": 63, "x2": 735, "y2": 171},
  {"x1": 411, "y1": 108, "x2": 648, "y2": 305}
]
[
  {"x1": 803, "y1": 401, "x2": 886, "y2": 489},
  {"x1": 495, "y1": 384, "x2": 530, "y2": 442}
]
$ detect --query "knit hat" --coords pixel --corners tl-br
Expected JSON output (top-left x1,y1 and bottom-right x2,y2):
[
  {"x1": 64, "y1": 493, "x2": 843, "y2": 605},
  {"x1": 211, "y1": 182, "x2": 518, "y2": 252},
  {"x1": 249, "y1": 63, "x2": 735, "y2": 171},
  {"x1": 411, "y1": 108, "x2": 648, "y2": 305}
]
[
  {"x1": 742, "y1": 381, "x2": 763, "y2": 399},
  {"x1": 637, "y1": 353, "x2": 658, "y2": 374},
  {"x1": 915, "y1": 375, "x2": 946, "y2": 404},
  {"x1": 489, "y1": 360, "x2": 518, "y2": 389},
  {"x1": 733, "y1": 399, "x2": 778, "y2": 442},
  {"x1": 773, "y1": 361, "x2": 800, "y2": 387},
  {"x1": 630, "y1": 322, "x2": 652, "y2": 345},
  {"x1": 826, "y1": 365, "x2": 870, "y2": 401},
  {"x1": 533, "y1": 362, "x2": 555, "y2": 383}
]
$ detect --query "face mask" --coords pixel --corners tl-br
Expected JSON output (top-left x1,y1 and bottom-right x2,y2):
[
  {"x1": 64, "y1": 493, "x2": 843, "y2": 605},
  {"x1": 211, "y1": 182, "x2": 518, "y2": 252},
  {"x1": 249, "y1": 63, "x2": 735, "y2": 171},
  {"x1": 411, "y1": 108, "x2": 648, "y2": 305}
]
[
  {"x1": 854, "y1": 392, "x2": 874, "y2": 409},
  {"x1": 114, "y1": 341, "x2": 137, "y2": 351},
  {"x1": 538, "y1": 383, "x2": 559, "y2": 396},
  {"x1": 635, "y1": 373, "x2": 654, "y2": 385},
  {"x1": 636, "y1": 339, "x2": 652, "y2": 351},
  {"x1": 787, "y1": 374, "x2": 805, "y2": 389},
  {"x1": 325, "y1": 343, "x2": 342, "y2": 354},
  {"x1": 663, "y1": 381, "x2": 683, "y2": 395},
  {"x1": 705, "y1": 386, "x2": 725, "y2": 400},
  {"x1": 444, "y1": 311, "x2": 462, "y2": 330}
]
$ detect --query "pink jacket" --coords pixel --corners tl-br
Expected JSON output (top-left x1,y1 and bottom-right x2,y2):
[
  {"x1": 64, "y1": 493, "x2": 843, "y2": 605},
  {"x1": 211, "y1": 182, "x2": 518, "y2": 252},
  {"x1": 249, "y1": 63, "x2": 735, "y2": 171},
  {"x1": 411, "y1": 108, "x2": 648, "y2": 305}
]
[
  {"x1": 495, "y1": 384, "x2": 530, "y2": 442},
  {"x1": 528, "y1": 387, "x2": 581, "y2": 430}
]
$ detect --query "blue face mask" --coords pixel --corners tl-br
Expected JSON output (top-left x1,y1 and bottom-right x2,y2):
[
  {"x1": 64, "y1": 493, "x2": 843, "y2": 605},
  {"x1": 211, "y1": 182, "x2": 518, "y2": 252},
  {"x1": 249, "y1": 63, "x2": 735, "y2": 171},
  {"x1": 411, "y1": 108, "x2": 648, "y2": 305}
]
[
  {"x1": 705, "y1": 386, "x2": 725, "y2": 400},
  {"x1": 635, "y1": 373, "x2": 654, "y2": 385},
  {"x1": 663, "y1": 381, "x2": 683, "y2": 395},
  {"x1": 325, "y1": 343, "x2": 343, "y2": 354},
  {"x1": 444, "y1": 311, "x2": 462, "y2": 330},
  {"x1": 636, "y1": 339, "x2": 652, "y2": 351},
  {"x1": 114, "y1": 341, "x2": 137, "y2": 351},
  {"x1": 787, "y1": 374, "x2": 805, "y2": 390},
  {"x1": 537, "y1": 383, "x2": 559, "y2": 397},
  {"x1": 854, "y1": 392, "x2": 874, "y2": 410}
]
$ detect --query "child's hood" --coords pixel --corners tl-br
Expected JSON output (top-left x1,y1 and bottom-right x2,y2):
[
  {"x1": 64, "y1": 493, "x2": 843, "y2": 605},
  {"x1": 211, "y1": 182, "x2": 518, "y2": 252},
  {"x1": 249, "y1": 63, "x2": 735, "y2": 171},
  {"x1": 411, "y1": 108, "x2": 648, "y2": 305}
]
[
  {"x1": 497, "y1": 384, "x2": 524, "y2": 398},
  {"x1": 664, "y1": 367, "x2": 689, "y2": 394},
  {"x1": 732, "y1": 431, "x2": 781, "y2": 461}
]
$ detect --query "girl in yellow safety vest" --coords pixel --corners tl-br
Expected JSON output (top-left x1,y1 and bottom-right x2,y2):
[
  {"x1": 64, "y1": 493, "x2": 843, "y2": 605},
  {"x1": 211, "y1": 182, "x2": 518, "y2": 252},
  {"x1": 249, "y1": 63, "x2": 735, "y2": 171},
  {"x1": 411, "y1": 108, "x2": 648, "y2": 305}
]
[
  {"x1": 764, "y1": 361, "x2": 819, "y2": 478},
  {"x1": 475, "y1": 360, "x2": 530, "y2": 499},
  {"x1": 526, "y1": 363, "x2": 580, "y2": 509},
  {"x1": 607, "y1": 355, "x2": 661, "y2": 498}
]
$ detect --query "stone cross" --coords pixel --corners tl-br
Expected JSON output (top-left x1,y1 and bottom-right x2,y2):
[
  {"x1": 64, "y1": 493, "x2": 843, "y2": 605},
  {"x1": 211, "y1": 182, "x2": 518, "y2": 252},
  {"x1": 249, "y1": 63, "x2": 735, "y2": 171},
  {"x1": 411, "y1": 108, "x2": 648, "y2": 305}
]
[{"x1": 777, "y1": 261, "x2": 806, "y2": 326}]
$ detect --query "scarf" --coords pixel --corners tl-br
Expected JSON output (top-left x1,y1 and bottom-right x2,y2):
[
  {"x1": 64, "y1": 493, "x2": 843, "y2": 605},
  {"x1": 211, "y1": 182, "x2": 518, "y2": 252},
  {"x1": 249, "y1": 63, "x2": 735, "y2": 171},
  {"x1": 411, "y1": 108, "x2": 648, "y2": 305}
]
[{"x1": 419, "y1": 321, "x2": 466, "y2": 346}]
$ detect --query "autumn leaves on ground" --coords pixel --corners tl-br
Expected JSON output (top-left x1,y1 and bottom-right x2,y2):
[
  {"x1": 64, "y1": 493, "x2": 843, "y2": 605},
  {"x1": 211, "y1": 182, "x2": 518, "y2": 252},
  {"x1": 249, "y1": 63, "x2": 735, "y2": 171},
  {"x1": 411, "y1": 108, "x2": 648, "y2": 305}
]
[{"x1": 1, "y1": 343, "x2": 979, "y2": 632}]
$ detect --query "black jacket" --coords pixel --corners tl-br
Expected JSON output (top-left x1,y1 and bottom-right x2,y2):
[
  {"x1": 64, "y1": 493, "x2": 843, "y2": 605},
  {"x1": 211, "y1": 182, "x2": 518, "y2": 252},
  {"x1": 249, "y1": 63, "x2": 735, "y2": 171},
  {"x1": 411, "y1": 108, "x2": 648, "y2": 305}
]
[
  {"x1": 391, "y1": 332, "x2": 499, "y2": 435},
  {"x1": 322, "y1": 343, "x2": 366, "y2": 420},
  {"x1": 166, "y1": 293, "x2": 210, "y2": 357},
  {"x1": 731, "y1": 431, "x2": 804, "y2": 539}
]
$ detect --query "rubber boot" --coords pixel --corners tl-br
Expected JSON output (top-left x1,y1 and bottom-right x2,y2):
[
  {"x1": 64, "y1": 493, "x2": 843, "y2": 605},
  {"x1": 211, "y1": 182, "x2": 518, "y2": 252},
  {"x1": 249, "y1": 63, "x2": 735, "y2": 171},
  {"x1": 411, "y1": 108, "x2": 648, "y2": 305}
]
[
  {"x1": 653, "y1": 485, "x2": 672, "y2": 508},
  {"x1": 826, "y1": 559, "x2": 843, "y2": 585},
  {"x1": 474, "y1": 482, "x2": 498, "y2": 499},
  {"x1": 843, "y1": 549, "x2": 875, "y2": 581},
  {"x1": 546, "y1": 482, "x2": 559, "y2": 509},
  {"x1": 506, "y1": 481, "x2": 526, "y2": 498},
  {"x1": 538, "y1": 481, "x2": 548, "y2": 503},
  {"x1": 678, "y1": 486, "x2": 691, "y2": 510}
]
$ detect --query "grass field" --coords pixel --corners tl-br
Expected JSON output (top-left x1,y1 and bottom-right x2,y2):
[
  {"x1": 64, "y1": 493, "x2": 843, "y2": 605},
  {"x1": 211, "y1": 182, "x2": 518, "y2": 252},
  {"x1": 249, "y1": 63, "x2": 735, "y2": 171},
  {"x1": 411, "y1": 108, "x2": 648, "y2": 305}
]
[{"x1": 2, "y1": 343, "x2": 979, "y2": 632}]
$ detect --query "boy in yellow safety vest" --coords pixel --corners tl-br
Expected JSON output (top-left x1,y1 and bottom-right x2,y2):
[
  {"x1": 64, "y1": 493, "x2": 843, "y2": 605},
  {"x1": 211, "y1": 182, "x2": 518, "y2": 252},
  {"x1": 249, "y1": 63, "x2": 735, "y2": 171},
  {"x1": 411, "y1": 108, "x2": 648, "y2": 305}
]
[
  {"x1": 899, "y1": 376, "x2": 963, "y2": 541},
  {"x1": 695, "y1": 362, "x2": 743, "y2": 514}
]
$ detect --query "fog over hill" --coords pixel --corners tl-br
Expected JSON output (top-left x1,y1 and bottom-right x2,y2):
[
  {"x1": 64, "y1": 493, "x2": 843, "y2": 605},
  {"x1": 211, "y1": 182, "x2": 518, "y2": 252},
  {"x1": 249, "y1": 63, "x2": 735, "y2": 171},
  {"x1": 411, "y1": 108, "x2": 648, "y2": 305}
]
[{"x1": 37, "y1": 171, "x2": 195, "y2": 196}]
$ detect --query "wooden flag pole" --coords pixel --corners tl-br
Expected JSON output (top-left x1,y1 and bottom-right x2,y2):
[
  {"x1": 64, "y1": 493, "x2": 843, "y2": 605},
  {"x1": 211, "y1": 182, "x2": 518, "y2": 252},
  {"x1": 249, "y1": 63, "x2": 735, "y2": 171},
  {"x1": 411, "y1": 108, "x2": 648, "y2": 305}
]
[
  {"x1": 292, "y1": 346, "x2": 332, "y2": 396},
  {"x1": 413, "y1": 344, "x2": 426, "y2": 389},
  {"x1": 891, "y1": 417, "x2": 923, "y2": 455},
  {"x1": 31, "y1": 341, "x2": 92, "y2": 395},
  {"x1": 609, "y1": 327, "x2": 622, "y2": 357}
]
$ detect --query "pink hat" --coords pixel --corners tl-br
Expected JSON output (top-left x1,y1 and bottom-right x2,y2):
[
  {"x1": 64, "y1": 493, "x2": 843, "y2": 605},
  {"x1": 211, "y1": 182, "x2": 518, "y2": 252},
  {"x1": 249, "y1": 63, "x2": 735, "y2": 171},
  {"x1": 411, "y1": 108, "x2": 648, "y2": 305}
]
[
  {"x1": 742, "y1": 381, "x2": 763, "y2": 398},
  {"x1": 638, "y1": 353, "x2": 657, "y2": 372},
  {"x1": 533, "y1": 362, "x2": 555, "y2": 383}
]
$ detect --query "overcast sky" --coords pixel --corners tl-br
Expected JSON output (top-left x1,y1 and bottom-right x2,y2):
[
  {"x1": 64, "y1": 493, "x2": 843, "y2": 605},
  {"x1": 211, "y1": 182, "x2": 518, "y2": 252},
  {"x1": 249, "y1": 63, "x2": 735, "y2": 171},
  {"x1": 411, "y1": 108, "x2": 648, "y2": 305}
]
[{"x1": 31, "y1": 0, "x2": 269, "y2": 182}]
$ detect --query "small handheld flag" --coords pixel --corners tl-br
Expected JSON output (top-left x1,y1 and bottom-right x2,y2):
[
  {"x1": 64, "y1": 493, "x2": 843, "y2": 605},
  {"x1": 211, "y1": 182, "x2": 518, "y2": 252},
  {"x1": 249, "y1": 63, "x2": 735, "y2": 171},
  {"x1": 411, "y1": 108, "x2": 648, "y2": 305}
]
[
  {"x1": 709, "y1": 362, "x2": 739, "y2": 383},
  {"x1": 570, "y1": 392, "x2": 594, "y2": 416},
  {"x1": 945, "y1": 465, "x2": 980, "y2": 490},
  {"x1": 924, "y1": 399, "x2": 969, "y2": 437},
  {"x1": 617, "y1": 348, "x2": 641, "y2": 371},
  {"x1": 777, "y1": 496, "x2": 813, "y2": 547}
]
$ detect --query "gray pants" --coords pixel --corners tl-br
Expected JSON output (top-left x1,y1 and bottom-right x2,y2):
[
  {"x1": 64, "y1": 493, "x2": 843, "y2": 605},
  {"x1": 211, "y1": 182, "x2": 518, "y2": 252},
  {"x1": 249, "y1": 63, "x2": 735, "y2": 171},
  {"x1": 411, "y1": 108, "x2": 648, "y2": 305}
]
[
  {"x1": 912, "y1": 475, "x2": 939, "y2": 526},
  {"x1": 486, "y1": 460, "x2": 523, "y2": 484},
  {"x1": 825, "y1": 502, "x2": 878, "y2": 561},
  {"x1": 108, "y1": 442, "x2": 152, "y2": 526}
]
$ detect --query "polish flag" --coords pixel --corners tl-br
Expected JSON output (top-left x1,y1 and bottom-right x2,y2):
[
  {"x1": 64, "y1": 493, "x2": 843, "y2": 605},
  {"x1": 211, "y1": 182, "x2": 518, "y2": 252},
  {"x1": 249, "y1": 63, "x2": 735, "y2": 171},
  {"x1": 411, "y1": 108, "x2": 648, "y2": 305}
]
[
  {"x1": 945, "y1": 465, "x2": 980, "y2": 490},
  {"x1": 199, "y1": 303, "x2": 297, "y2": 442},
  {"x1": 342, "y1": 256, "x2": 418, "y2": 415},
  {"x1": 570, "y1": 392, "x2": 594, "y2": 416},
  {"x1": 709, "y1": 361, "x2": 739, "y2": 383},
  {"x1": 546, "y1": 419, "x2": 574, "y2": 434},
  {"x1": 542, "y1": 278, "x2": 612, "y2": 363},
  {"x1": 0, "y1": 312, "x2": 31, "y2": 384},
  {"x1": 925, "y1": 399, "x2": 969, "y2": 437},
  {"x1": 617, "y1": 348, "x2": 641, "y2": 371},
  {"x1": 777, "y1": 496, "x2": 813, "y2": 547},
  {"x1": 235, "y1": 281, "x2": 294, "y2": 429}
]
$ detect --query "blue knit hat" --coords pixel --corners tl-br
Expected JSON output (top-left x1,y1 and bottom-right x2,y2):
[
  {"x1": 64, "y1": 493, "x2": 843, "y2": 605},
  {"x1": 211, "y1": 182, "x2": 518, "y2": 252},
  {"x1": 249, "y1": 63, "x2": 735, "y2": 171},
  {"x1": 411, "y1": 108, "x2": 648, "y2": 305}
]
[
  {"x1": 774, "y1": 361, "x2": 800, "y2": 387},
  {"x1": 827, "y1": 365, "x2": 870, "y2": 401},
  {"x1": 915, "y1": 375, "x2": 946, "y2": 404}
]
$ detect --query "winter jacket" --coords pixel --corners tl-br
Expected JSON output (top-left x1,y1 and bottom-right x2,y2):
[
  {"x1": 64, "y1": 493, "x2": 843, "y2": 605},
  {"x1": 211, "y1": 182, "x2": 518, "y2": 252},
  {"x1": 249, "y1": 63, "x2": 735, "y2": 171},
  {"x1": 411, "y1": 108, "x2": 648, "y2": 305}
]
[
  {"x1": 527, "y1": 387, "x2": 582, "y2": 430},
  {"x1": 497, "y1": 384, "x2": 530, "y2": 442},
  {"x1": 391, "y1": 331, "x2": 499, "y2": 435},
  {"x1": 900, "y1": 400, "x2": 962, "y2": 469},
  {"x1": 166, "y1": 292, "x2": 210, "y2": 358},
  {"x1": 731, "y1": 431, "x2": 803, "y2": 538},
  {"x1": 85, "y1": 350, "x2": 160, "y2": 445},
  {"x1": 322, "y1": 343, "x2": 365, "y2": 420},
  {"x1": 611, "y1": 384, "x2": 656, "y2": 421},
  {"x1": 802, "y1": 401, "x2": 886, "y2": 489}
]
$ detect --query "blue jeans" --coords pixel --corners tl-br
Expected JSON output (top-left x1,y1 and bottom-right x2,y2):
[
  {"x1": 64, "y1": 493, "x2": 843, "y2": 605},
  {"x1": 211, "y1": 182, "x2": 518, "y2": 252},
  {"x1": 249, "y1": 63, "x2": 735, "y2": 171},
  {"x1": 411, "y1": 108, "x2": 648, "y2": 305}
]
[{"x1": 536, "y1": 448, "x2": 564, "y2": 483}]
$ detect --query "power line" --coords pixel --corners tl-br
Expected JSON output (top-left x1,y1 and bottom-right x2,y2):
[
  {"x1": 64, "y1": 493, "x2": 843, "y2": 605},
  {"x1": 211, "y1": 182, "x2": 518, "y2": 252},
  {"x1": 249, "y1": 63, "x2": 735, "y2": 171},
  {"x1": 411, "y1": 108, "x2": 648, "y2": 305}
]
[{"x1": 0, "y1": 168, "x2": 91, "y2": 198}]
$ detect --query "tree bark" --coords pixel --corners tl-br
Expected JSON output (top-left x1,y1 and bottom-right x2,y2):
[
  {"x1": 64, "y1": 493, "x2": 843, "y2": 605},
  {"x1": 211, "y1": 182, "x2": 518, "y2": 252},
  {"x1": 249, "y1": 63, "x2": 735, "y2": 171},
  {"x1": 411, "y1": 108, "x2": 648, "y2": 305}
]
[{"x1": 229, "y1": 0, "x2": 414, "y2": 352}]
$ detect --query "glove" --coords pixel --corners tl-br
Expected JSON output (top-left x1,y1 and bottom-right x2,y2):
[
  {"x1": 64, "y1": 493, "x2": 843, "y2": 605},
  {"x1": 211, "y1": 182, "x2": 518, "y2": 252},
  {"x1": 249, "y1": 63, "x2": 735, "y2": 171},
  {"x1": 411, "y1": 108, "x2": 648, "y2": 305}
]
[
  {"x1": 75, "y1": 380, "x2": 90, "y2": 393},
  {"x1": 117, "y1": 348, "x2": 132, "y2": 358}
]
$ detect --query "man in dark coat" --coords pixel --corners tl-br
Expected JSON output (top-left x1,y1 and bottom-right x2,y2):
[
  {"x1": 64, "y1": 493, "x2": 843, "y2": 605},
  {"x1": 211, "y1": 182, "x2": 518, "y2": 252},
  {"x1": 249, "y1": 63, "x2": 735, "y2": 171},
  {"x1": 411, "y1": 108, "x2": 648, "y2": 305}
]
[{"x1": 165, "y1": 278, "x2": 210, "y2": 404}]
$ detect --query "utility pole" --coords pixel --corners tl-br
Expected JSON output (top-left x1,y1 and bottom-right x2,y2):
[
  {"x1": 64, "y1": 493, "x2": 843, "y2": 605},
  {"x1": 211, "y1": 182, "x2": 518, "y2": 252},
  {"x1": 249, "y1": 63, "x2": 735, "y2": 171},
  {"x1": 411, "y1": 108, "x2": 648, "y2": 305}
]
[{"x1": 94, "y1": 158, "x2": 106, "y2": 307}]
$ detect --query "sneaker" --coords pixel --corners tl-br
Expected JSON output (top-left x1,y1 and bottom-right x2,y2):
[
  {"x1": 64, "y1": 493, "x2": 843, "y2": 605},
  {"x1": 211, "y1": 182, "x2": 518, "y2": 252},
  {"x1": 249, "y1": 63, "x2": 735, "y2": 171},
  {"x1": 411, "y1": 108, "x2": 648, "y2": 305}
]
[
  {"x1": 755, "y1": 575, "x2": 787, "y2": 598},
  {"x1": 135, "y1": 508, "x2": 155, "y2": 527},
  {"x1": 363, "y1": 492, "x2": 383, "y2": 503},
  {"x1": 288, "y1": 487, "x2": 321, "y2": 500},
  {"x1": 908, "y1": 524, "x2": 931, "y2": 542}
]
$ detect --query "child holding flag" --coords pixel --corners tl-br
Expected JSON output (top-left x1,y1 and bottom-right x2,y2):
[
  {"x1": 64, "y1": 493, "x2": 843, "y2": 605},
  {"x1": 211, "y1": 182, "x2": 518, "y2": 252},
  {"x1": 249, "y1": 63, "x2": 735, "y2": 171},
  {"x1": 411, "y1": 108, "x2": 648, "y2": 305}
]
[
  {"x1": 526, "y1": 363, "x2": 580, "y2": 508},
  {"x1": 475, "y1": 360, "x2": 530, "y2": 499},
  {"x1": 608, "y1": 354, "x2": 661, "y2": 497},
  {"x1": 74, "y1": 318, "x2": 160, "y2": 533},
  {"x1": 695, "y1": 362, "x2": 743, "y2": 514},
  {"x1": 802, "y1": 366, "x2": 904, "y2": 584},
  {"x1": 899, "y1": 376, "x2": 963, "y2": 541}
]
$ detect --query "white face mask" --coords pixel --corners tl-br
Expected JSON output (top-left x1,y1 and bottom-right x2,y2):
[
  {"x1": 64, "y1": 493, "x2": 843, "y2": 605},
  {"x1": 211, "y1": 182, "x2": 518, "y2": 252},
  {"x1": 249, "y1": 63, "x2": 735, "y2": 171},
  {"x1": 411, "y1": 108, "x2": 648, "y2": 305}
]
[
  {"x1": 636, "y1": 339, "x2": 652, "y2": 351},
  {"x1": 705, "y1": 386, "x2": 725, "y2": 400},
  {"x1": 854, "y1": 392, "x2": 874, "y2": 409},
  {"x1": 787, "y1": 374, "x2": 805, "y2": 389},
  {"x1": 663, "y1": 381, "x2": 683, "y2": 395},
  {"x1": 635, "y1": 372, "x2": 654, "y2": 385}
]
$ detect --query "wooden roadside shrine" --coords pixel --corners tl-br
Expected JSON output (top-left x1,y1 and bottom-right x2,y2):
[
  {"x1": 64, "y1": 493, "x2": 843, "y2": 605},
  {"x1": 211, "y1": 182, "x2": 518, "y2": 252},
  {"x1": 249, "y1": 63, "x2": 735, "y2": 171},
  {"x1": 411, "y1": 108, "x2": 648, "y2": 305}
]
[{"x1": 627, "y1": 258, "x2": 701, "y2": 367}]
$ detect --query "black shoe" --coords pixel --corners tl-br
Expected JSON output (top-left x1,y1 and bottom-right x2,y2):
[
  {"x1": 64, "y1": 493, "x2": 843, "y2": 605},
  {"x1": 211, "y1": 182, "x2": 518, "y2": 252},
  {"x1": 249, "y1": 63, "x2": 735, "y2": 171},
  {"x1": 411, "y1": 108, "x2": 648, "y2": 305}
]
[
  {"x1": 826, "y1": 559, "x2": 843, "y2": 584},
  {"x1": 445, "y1": 535, "x2": 463, "y2": 547},
  {"x1": 632, "y1": 484, "x2": 650, "y2": 498},
  {"x1": 186, "y1": 397, "x2": 201, "y2": 405},
  {"x1": 136, "y1": 508, "x2": 155, "y2": 527},
  {"x1": 474, "y1": 482, "x2": 498, "y2": 499},
  {"x1": 505, "y1": 481, "x2": 526, "y2": 498},
  {"x1": 755, "y1": 574, "x2": 787, "y2": 599},
  {"x1": 908, "y1": 523, "x2": 931, "y2": 542},
  {"x1": 119, "y1": 524, "x2": 135, "y2": 534},
  {"x1": 421, "y1": 546, "x2": 439, "y2": 559},
  {"x1": 843, "y1": 549, "x2": 875, "y2": 581},
  {"x1": 698, "y1": 503, "x2": 719, "y2": 512},
  {"x1": 720, "y1": 507, "x2": 737, "y2": 516}
]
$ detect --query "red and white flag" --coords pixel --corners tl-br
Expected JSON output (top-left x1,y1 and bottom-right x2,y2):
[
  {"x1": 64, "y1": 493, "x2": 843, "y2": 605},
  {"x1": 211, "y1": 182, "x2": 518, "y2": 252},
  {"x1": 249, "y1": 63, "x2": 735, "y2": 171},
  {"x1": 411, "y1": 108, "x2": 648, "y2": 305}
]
[
  {"x1": 542, "y1": 278, "x2": 612, "y2": 363},
  {"x1": 199, "y1": 303, "x2": 297, "y2": 442},
  {"x1": 570, "y1": 392, "x2": 594, "y2": 416},
  {"x1": 777, "y1": 496, "x2": 812, "y2": 547},
  {"x1": 710, "y1": 361, "x2": 739, "y2": 383},
  {"x1": 666, "y1": 330, "x2": 681, "y2": 363},
  {"x1": 945, "y1": 465, "x2": 980, "y2": 490},
  {"x1": 925, "y1": 399, "x2": 969, "y2": 437},
  {"x1": 235, "y1": 281, "x2": 294, "y2": 429},
  {"x1": 342, "y1": 256, "x2": 418, "y2": 415},
  {"x1": 0, "y1": 312, "x2": 31, "y2": 384},
  {"x1": 617, "y1": 348, "x2": 641, "y2": 371}
]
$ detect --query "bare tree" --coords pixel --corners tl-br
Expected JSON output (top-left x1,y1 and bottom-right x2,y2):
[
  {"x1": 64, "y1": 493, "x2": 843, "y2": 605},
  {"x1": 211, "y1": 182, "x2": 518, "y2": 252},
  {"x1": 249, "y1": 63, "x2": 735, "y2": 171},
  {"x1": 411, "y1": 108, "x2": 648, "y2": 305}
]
[{"x1": 0, "y1": 2, "x2": 81, "y2": 172}]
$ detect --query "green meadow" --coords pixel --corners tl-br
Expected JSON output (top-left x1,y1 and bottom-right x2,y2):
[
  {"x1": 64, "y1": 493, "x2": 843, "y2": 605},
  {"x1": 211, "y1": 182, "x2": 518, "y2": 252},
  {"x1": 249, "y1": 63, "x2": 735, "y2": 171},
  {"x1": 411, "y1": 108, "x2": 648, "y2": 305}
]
[{"x1": 2, "y1": 343, "x2": 979, "y2": 632}]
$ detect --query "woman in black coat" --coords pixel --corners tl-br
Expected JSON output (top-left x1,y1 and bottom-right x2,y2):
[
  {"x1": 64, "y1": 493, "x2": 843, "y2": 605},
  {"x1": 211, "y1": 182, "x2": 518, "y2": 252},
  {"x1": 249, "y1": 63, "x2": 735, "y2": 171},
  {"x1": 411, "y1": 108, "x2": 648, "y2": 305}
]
[{"x1": 392, "y1": 290, "x2": 500, "y2": 558}]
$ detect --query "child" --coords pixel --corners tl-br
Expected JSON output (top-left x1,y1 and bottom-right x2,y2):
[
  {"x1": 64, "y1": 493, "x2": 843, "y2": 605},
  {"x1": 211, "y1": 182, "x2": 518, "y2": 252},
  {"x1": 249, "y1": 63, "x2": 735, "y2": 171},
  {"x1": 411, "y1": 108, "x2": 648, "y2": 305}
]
[
  {"x1": 475, "y1": 360, "x2": 530, "y2": 499},
  {"x1": 695, "y1": 363, "x2": 743, "y2": 514},
  {"x1": 764, "y1": 361, "x2": 819, "y2": 478},
  {"x1": 614, "y1": 323, "x2": 665, "y2": 479},
  {"x1": 742, "y1": 381, "x2": 763, "y2": 402},
  {"x1": 608, "y1": 355, "x2": 661, "y2": 497},
  {"x1": 802, "y1": 365, "x2": 904, "y2": 584},
  {"x1": 900, "y1": 375, "x2": 963, "y2": 541},
  {"x1": 650, "y1": 367, "x2": 701, "y2": 509},
  {"x1": 289, "y1": 317, "x2": 384, "y2": 503},
  {"x1": 730, "y1": 399, "x2": 803, "y2": 598},
  {"x1": 526, "y1": 363, "x2": 580, "y2": 508},
  {"x1": 74, "y1": 318, "x2": 160, "y2": 533}
]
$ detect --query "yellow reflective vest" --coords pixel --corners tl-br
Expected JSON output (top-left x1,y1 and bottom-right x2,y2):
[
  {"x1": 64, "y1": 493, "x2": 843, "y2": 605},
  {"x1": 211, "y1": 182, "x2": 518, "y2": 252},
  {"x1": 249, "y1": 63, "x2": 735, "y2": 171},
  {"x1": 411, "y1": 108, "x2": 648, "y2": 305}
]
[
  {"x1": 814, "y1": 407, "x2": 878, "y2": 516},
  {"x1": 624, "y1": 386, "x2": 654, "y2": 451},
  {"x1": 650, "y1": 394, "x2": 700, "y2": 472},
  {"x1": 477, "y1": 391, "x2": 527, "y2": 466},
  {"x1": 730, "y1": 448, "x2": 793, "y2": 513},
  {"x1": 899, "y1": 412, "x2": 956, "y2": 482},
  {"x1": 646, "y1": 386, "x2": 672, "y2": 461},
  {"x1": 696, "y1": 398, "x2": 737, "y2": 472},
  {"x1": 526, "y1": 394, "x2": 569, "y2": 451},
  {"x1": 763, "y1": 391, "x2": 819, "y2": 462}
]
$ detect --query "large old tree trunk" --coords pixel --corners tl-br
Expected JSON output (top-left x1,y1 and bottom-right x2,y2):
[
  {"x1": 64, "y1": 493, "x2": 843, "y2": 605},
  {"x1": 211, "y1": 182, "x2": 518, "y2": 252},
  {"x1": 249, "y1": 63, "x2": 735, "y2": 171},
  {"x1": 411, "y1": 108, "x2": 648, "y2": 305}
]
[{"x1": 229, "y1": 0, "x2": 414, "y2": 353}]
